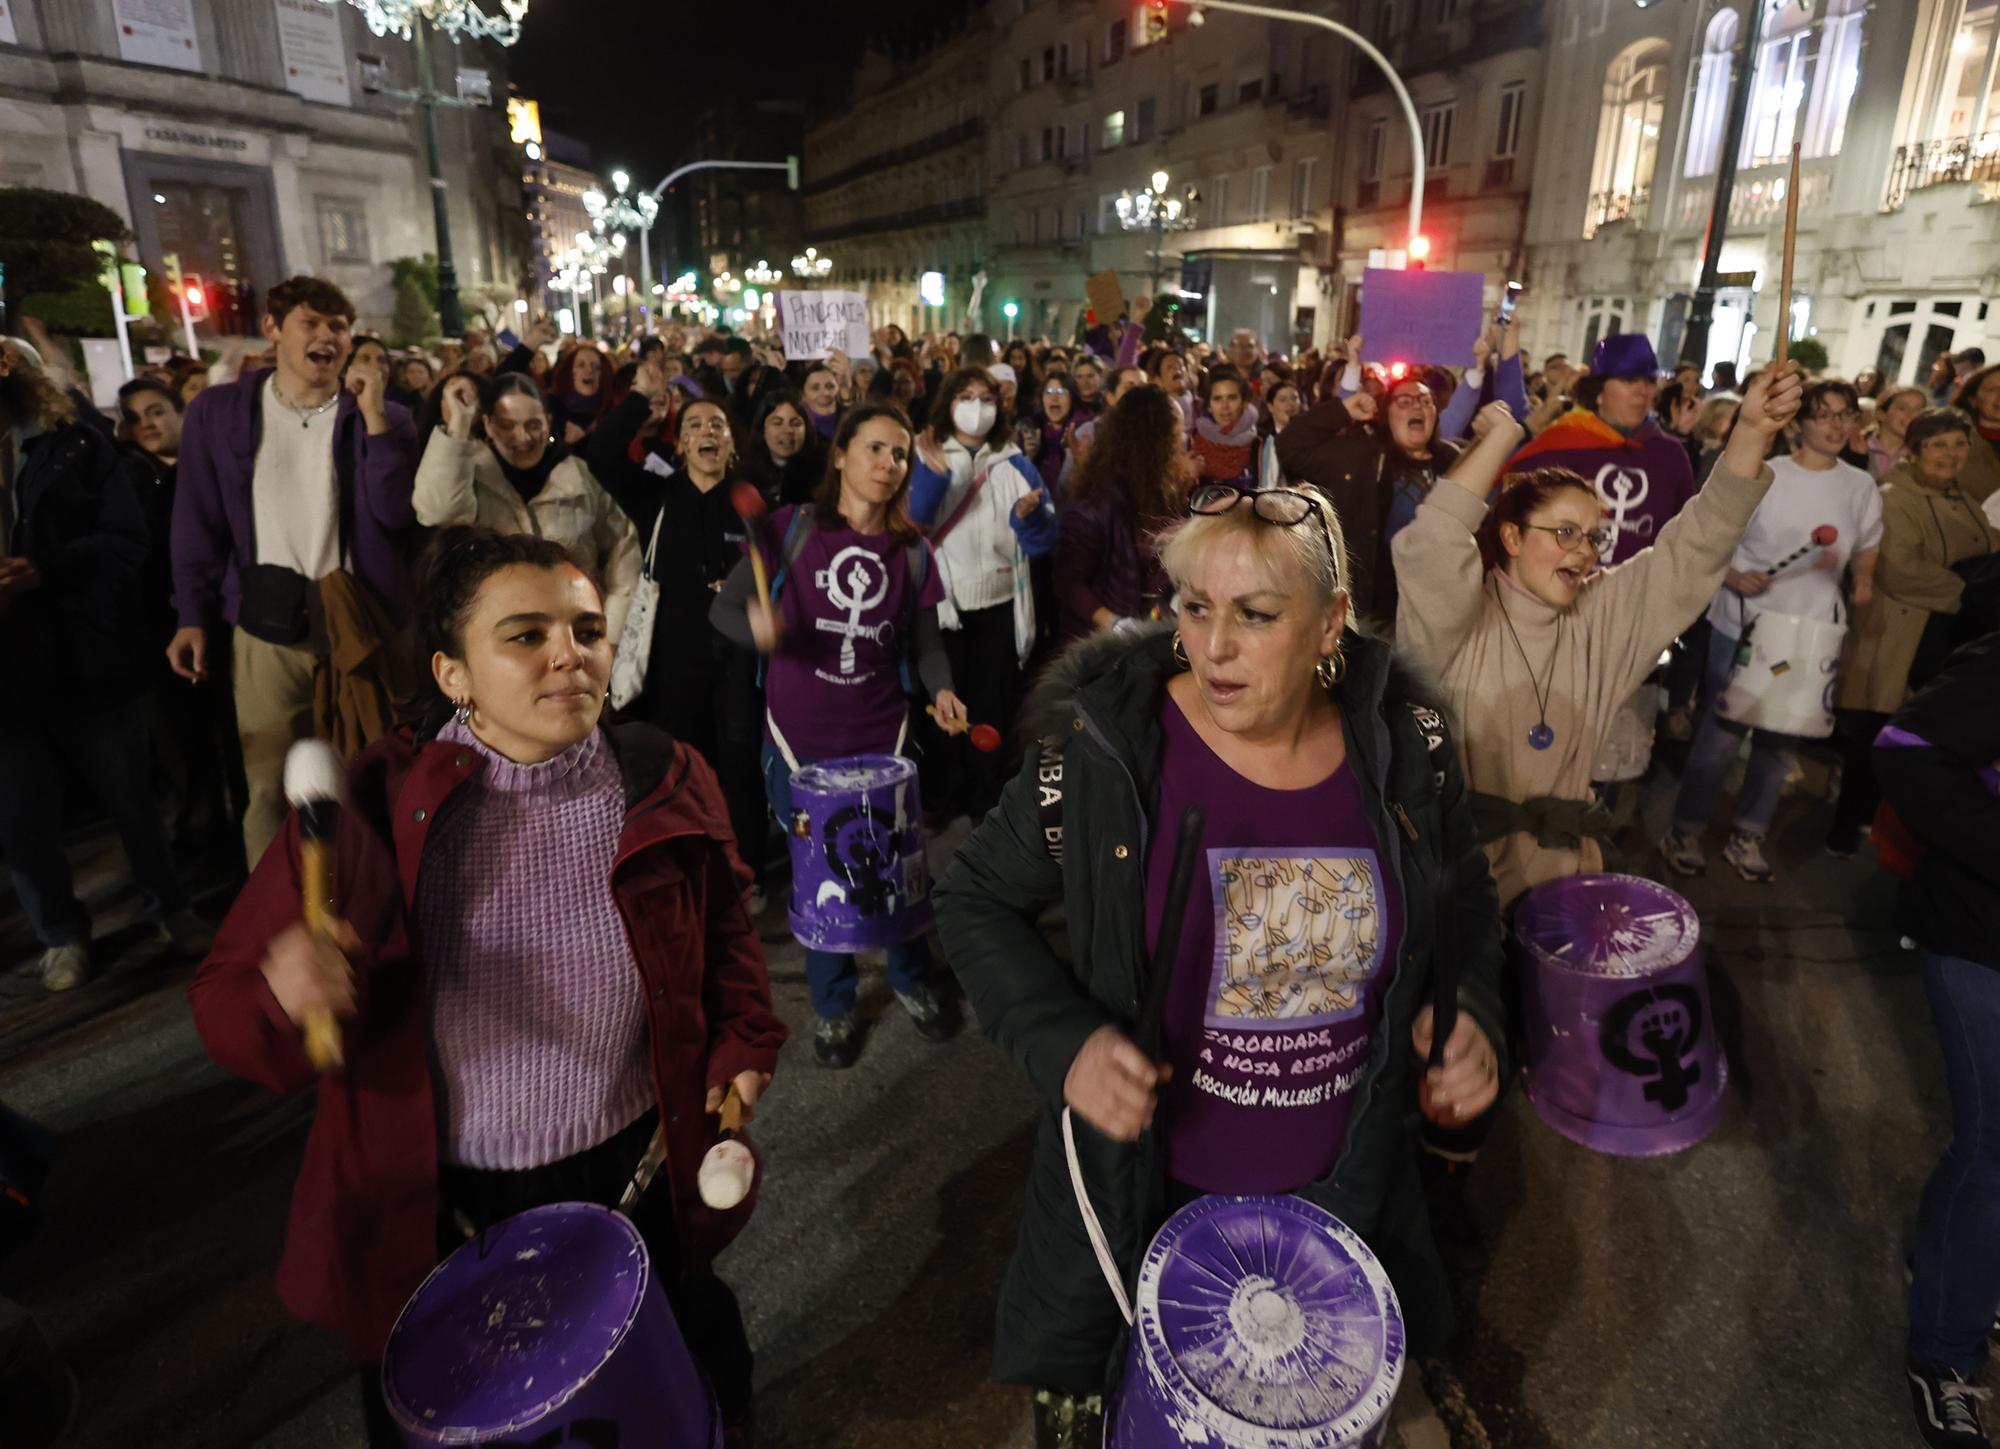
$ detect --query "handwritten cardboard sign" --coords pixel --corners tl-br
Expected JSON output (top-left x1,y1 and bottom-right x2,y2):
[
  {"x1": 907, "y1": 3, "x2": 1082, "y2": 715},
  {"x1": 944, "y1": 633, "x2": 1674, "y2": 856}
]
[
  {"x1": 1359, "y1": 268, "x2": 1485, "y2": 368},
  {"x1": 776, "y1": 290, "x2": 869, "y2": 361},
  {"x1": 1084, "y1": 269, "x2": 1125, "y2": 323}
]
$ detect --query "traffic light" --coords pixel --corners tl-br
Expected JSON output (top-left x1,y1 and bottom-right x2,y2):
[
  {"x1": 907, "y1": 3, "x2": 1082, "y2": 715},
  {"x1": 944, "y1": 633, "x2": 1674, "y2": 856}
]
[
  {"x1": 120, "y1": 263, "x2": 151, "y2": 318},
  {"x1": 1002, "y1": 300, "x2": 1020, "y2": 320},
  {"x1": 1143, "y1": 0, "x2": 1170, "y2": 42},
  {"x1": 182, "y1": 274, "x2": 211, "y2": 322},
  {"x1": 1407, "y1": 234, "x2": 1432, "y2": 270}
]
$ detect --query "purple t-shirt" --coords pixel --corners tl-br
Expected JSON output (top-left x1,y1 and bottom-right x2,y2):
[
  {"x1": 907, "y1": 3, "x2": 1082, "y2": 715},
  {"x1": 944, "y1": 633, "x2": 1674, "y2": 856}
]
[
  {"x1": 1148, "y1": 694, "x2": 1402, "y2": 1194},
  {"x1": 756, "y1": 505, "x2": 945, "y2": 760}
]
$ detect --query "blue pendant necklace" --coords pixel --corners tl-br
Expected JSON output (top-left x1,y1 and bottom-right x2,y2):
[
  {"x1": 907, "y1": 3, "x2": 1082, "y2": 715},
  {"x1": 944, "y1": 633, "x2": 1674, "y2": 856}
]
[{"x1": 1497, "y1": 594, "x2": 1560, "y2": 751}]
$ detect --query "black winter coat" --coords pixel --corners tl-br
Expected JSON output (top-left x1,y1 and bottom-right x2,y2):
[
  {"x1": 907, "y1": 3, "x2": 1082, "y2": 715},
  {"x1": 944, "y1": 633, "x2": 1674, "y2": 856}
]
[
  {"x1": 935, "y1": 626, "x2": 1507, "y2": 1393},
  {"x1": 1875, "y1": 631, "x2": 2000, "y2": 970},
  {"x1": 1, "y1": 417, "x2": 153, "y2": 707}
]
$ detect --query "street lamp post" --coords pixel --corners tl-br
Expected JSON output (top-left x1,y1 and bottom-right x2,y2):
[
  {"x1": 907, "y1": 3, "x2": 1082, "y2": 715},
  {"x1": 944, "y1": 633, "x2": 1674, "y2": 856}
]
[
  {"x1": 790, "y1": 247, "x2": 833, "y2": 280},
  {"x1": 1116, "y1": 168, "x2": 1200, "y2": 296},
  {"x1": 638, "y1": 156, "x2": 800, "y2": 314},
  {"x1": 333, "y1": 1, "x2": 531, "y2": 338},
  {"x1": 1171, "y1": 0, "x2": 1428, "y2": 256},
  {"x1": 583, "y1": 169, "x2": 660, "y2": 328}
]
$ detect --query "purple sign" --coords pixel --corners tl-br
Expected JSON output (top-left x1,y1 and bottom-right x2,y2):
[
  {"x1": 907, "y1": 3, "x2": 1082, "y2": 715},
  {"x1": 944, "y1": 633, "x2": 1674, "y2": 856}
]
[
  {"x1": 1114, "y1": 1194, "x2": 1403, "y2": 1447},
  {"x1": 1359, "y1": 268, "x2": 1485, "y2": 369},
  {"x1": 1514, "y1": 873, "x2": 1730, "y2": 1158}
]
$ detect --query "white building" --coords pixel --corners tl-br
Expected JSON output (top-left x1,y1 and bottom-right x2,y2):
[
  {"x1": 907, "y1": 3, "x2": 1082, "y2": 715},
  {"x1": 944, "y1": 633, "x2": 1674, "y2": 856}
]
[
  {"x1": 0, "y1": 0, "x2": 525, "y2": 333},
  {"x1": 1520, "y1": 0, "x2": 1998, "y2": 384}
]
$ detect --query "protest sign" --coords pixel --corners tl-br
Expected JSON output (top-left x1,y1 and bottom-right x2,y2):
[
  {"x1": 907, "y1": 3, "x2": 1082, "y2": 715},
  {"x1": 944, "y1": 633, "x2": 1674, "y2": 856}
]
[
  {"x1": 777, "y1": 290, "x2": 869, "y2": 361},
  {"x1": 1084, "y1": 269, "x2": 1126, "y2": 323},
  {"x1": 1359, "y1": 268, "x2": 1485, "y2": 369}
]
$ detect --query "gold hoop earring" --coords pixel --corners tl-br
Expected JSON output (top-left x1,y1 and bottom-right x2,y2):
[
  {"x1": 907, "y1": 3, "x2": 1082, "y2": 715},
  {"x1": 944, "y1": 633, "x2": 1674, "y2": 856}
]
[
  {"x1": 1171, "y1": 631, "x2": 1189, "y2": 667},
  {"x1": 1315, "y1": 645, "x2": 1345, "y2": 690}
]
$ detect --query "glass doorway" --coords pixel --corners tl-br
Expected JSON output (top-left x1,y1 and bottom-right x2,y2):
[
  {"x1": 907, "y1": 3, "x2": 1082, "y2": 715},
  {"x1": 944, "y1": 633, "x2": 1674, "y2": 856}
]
[{"x1": 152, "y1": 181, "x2": 258, "y2": 336}]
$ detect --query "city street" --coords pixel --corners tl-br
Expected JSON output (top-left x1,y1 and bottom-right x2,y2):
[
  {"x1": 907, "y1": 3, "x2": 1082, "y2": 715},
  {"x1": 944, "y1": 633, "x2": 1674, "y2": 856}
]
[{"x1": 0, "y1": 763, "x2": 1978, "y2": 1449}]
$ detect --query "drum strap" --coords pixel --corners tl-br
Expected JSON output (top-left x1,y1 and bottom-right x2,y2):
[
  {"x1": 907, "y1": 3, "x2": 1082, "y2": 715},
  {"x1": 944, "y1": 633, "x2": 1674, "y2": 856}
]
[
  {"x1": 766, "y1": 709, "x2": 909, "y2": 775},
  {"x1": 1061, "y1": 1106, "x2": 1135, "y2": 1326}
]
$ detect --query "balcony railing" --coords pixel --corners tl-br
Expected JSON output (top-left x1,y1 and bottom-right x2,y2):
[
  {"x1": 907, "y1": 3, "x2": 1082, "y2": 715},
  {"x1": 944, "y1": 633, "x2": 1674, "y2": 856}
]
[
  {"x1": 1884, "y1": 132, "x2": 2000, "y2": 210},
  {"x1": 1670, "y1": 157, "x2": 1834, "y2": 231},
  {"x1": 1583, "y1": 185, "x2": 1649, "y2": 237}
]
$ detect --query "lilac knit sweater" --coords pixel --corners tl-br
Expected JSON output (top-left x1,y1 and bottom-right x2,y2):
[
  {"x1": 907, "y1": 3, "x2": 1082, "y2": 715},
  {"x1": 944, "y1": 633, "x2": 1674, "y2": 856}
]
[{"x1": 416, "y1": 721, "x2": 655, "y2": 1170}]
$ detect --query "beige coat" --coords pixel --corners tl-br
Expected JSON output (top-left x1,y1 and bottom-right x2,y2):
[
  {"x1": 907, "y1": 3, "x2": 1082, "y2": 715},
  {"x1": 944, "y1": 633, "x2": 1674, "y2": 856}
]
[
  {"x1": 1958, "y1": 429, "x2": 2000, "y2": 506},
  {"x1": 1392, "y1": 458, "x2": 1774, "y2": 908},
  {"x1": 1835, "y1": 464, "x2": 1999, "y2": 714},
  {"x1": 413, "y1": 430, "x2": 642, "y2": 643}
]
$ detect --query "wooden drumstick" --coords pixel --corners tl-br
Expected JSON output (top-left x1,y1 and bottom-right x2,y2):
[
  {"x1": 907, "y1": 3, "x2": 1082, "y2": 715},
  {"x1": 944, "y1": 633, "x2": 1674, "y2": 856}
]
[
  {"x1": 1775, "y1": 141, "x2": 1801, "y2": 365},
  {"x1": 730, "y1": 482, "x2": 774, "y2": 610},
  {"x1": 283, "y1": 740, "x2": 346, "y2": 1071}
]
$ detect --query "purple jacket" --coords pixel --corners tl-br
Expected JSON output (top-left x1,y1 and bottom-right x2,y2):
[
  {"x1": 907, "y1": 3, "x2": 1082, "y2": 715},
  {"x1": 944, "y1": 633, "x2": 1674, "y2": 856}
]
[
  {"x1": 171, "y1": 369, "x2": 420, "y2": 629},
  {"x1": 1506, "y1": 410, "x2": 1696, "y2": 566}
]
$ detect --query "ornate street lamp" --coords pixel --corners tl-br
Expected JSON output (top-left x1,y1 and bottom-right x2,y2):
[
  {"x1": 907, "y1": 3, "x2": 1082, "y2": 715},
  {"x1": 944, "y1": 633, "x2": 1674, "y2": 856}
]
[
  {"x1": 1115, "y1": 169, "x2": 1200, "y2": 296},
  {"x1": 745, "y1": 259, "x2": 784, "y2": 287},
  {"x1": 790, "y1": 246, "x2": 833, "y2": 280},
  {"x1": 583, "y1": 170, "x2": 661, "y2": 309},
  {"x1": 326, "y1": 0, "x2": 529, "y2": 335}
]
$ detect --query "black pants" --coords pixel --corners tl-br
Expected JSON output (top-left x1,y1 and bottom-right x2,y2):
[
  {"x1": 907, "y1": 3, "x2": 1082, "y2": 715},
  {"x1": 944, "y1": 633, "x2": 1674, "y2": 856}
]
[
  {"x1": 645, "y1": 642, "x2": 771, "y2": 885},
  {"x1": 925, "y1": 602, "x2": 1024, "y2": 823},
  {"x1": 359, "y1": 1111, "x2": 753, "y2": 1446},
  {"x1": 1829, "y1": 708, "x2": 1891, "y2": 839}
]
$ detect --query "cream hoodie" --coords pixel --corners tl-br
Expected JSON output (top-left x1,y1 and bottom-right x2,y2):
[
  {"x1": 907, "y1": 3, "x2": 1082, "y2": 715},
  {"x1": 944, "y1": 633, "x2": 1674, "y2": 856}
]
[{"x1": 1392, "y1": 456, "x2": 1775, "y2": 907}]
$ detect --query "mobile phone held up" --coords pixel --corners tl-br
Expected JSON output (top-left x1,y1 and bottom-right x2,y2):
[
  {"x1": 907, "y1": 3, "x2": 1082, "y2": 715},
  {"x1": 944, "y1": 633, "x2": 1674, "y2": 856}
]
[{"x1": 1495, "y1": 281, "x2": 1522, "y2": 328}]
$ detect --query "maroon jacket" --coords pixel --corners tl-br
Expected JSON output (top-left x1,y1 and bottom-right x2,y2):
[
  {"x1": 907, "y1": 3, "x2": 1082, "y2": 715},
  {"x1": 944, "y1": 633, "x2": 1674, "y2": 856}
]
[{"x1": 188, "y1": 721, "x2": 787, "y2": 1361}]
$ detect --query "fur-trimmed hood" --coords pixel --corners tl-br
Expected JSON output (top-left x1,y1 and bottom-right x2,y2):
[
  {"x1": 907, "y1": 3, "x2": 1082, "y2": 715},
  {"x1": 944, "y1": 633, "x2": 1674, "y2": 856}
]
[{"x1": 1023, "y1": 620, "x2": 1444, "y2": 747}]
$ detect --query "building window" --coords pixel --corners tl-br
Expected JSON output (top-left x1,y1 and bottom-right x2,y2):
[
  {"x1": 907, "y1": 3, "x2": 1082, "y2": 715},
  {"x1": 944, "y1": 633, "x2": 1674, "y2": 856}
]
[
  {"x1": 317, "y1": 200, "x2": 370, "y2": 263},
  {"x1": 1684, "y1": 8, "x2": 1738, "y2": 177},
  {"x1": 1041, "y1": 127, "x2": 1054, "y2": 162},
  {"x1": 1073, "y1": 208, "x2": 1087, "y2": 241},
  {"x1": 1495, "y1": 81, "x2": 1525, "y2": 159},
  {"x1": 1359, "y1": 117, "x2": 1386, "y2": 206},
  {"x1": 1436, "y1": 0, "x2": 1457, "y2": 20},
  {"x1": 1043, "y1": 46, "x2": 1056, "y2": 81},
  {"x1": 1935, "y1": 0, "x2": 2000, "y2": 138},
  {"x1": 1291, "y1": 154, "x2": 1319, "y2": 217},
  {"x1": 1098, "y1": 192, "x2": 1121, "y2": 232},
  {"x1": 1378, "y1": 0, "x2": 1401, "y2": 41},
  {"x1": 1061, "y1": 41, "x2": 1074, "y2": 76},
  {"x1": 1015, "y1": 134, "x2": 1029, "y2": 169},
  {"x1": 1211, "y1": 173, "x2": 1231, "y2": 223},
  {"x1": 1135, "y1": 96, "x2": 1157, "y2": 141},
  {"x1": 1800, "y1": 0, "x2": 1864, "y2": 159},
  {"x1": 1198, "y1": 82, "x2": 1219, "y2": 116},
  {"x1": 1250, "y1": 164, "x2": 1272, "y2": 221},
  {"x1": 1103, "y1": 109, "x2": 1127, "y2": 148},
  {"x1": 1048, "y1": 206, "x2": 1062, "y2": 239},
  {"x1": 1420, "y1": 100, "x2": 1456, "y2": 168},
  {"x1": 1588, "y1": 40, "x2": 1667, "y2": 234},
  {"x1": 1106, "y1": 18, "x2": 1127, "y2": 64},
  {"x1": 1238, "y1": 74, "x2": 1264, "y2": 104},
  {"x1": 1019, "y1": 57, "x2": 1031, "y2": 92}
]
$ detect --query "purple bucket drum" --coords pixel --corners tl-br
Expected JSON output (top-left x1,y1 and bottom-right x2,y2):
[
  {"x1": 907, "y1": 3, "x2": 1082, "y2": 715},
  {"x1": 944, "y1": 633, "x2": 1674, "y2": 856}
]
[
  {"x1": 1514, "y1": 872, "x2": 1729, "y2": 1157},
  {"x1": 382, "y1": 1202, "x2": 719, "y2": 1447},
  {"x1": 1113, "y1": 1195, "x2": 1405, "y2": 1448},
  {"x1": 785, "y1": 753, "x2": 933, "y2": 954}
]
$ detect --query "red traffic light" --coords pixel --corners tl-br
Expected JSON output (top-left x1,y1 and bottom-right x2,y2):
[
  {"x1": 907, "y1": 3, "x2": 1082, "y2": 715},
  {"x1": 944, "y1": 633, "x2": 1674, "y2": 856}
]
[
  {"x1": 1407, "y1": 234, "x2": 1432, "y2": 261},
  {"x1": 1388, "y1": 361, "x2": 1410, "y2": 380},
  {"x1": 184, "y1": 282, "x2": 204, "y2": 307}
]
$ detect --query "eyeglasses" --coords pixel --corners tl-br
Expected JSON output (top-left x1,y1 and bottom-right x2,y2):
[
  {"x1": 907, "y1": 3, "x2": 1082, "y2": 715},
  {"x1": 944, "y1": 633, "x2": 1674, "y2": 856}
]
[
  {"x1": 1522, "y1": 521, "x2": 1612, "y2": 553},
  {"x1": 1188, "y1": 482, "x2": 1340, "y2": 588},
  {"x1": 682, "y1": 419, "x2": 731, "y2": 436},
  {"x1": 1043, "y1": 386, "x2": 1068, "y2": 397}
]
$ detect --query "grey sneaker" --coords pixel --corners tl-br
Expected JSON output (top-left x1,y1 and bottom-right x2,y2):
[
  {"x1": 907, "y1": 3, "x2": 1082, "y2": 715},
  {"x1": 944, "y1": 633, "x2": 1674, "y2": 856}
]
[
  {"x1": 745, "y1": 883, "x2": 768, "y2": 918},
  {"x1": 894, "y1": 982, "x2": 959, "y2": 1043},
  {"x1": 1658, "y1": 827, "x2": 1707, "y2": 878},
  {"x1": 155, "y1": 908, "x2": 215, "y2": 957},
  {"x1": 813, "y1": 1012, "x2": 859, "y2": 1069},
  {"x1": 1722, "y1": 829, "x2": 1774, "y2": 883},
  {"x1": 39, "y1": 944, "x2": 89, "y2": 992}
]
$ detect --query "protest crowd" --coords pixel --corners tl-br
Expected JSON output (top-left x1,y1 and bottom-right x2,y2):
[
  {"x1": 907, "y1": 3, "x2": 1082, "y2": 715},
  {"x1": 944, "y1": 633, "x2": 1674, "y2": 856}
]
[{"x1": 3, "y1": 260, "x2": 1999, "y2": 1449}]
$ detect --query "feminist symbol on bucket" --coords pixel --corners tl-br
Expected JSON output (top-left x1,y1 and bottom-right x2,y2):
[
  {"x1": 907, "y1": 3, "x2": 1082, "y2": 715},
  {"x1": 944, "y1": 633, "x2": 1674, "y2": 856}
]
[
  {"x1": 823, "y1": 802, "x2": 901, "y2": 916},
  {"x1": 814, "y1": 546, "x2": 889, "y2": 674},
  {"x1": 1599, "y1": 984, "x2": 1705, "y2": 1112}
]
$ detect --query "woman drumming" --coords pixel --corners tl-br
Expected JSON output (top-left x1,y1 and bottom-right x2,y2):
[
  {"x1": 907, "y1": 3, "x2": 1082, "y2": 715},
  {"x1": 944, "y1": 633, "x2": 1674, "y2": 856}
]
[
  {"x1": 189, "y1": 529, "x2": 786, "y2": 1446},
  {"x1": 711, "y1": 404, "x2": 968, "y2": 1068},
  {"x1": 938, "y1": 480, "x2": 1506, "y2": 1448},
  {"x1": 1390, "y1": 366, "x2": 1802, "y2": 908},
  {"x1": 413, "y1": 372, "x2": 641, "y2": 644}
]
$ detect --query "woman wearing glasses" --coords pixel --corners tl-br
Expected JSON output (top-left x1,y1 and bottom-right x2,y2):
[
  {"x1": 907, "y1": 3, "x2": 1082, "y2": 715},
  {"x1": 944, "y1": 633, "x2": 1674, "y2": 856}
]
[
  {"x1": 1391, "y1": 365, "x2": 1803, "y2": 912},
  {"x1": 936, "y1": 477, "x2": 1507, "y2": 1448}
]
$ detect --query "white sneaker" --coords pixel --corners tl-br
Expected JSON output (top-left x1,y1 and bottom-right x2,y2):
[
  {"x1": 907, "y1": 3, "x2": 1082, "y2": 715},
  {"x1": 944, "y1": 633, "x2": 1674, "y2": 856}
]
[
  {"x1": 39, "y1": 944, "x2": 90, "y2": 992},
  {"x1": 746, "y1": 884, "x2": 768, "y2": 917},
  {"x1": 1722, "y1": 829, "x2": 1774, "y2": 883}
]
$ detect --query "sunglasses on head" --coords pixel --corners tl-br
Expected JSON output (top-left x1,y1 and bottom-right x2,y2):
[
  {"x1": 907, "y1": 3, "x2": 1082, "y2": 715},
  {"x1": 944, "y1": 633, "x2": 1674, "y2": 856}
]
[{"x1": 1188, "y1": 482, "x2": 1340, "y2": 590}]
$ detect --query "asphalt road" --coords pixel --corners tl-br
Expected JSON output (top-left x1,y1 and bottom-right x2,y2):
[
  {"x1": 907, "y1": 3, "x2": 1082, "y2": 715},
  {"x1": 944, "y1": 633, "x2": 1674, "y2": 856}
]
[{"x1": 0, "y1": 763, "x2": 1980, "y2": 1449}]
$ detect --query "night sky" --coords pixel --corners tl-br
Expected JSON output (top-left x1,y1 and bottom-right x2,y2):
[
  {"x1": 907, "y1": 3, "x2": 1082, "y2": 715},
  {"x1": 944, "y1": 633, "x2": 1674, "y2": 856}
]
[{"x1": 508, "y1": 0, "x2": 977, "y2": 179}]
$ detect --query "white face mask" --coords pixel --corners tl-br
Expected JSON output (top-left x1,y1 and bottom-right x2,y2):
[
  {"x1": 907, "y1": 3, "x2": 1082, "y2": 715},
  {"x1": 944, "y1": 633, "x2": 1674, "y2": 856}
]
[{"x1": 953, "y1": 397, "x2": 997, "y2": 438}]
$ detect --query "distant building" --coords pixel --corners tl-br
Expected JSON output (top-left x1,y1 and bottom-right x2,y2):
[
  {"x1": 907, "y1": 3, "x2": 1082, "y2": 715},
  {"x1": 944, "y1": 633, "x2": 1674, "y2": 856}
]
[
  {"x1": 800, "y1": 31, "x2": 989, "y2": 334},
  {"x1": 0, "y1": 0, "x2": 525, "y2": 334}
]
